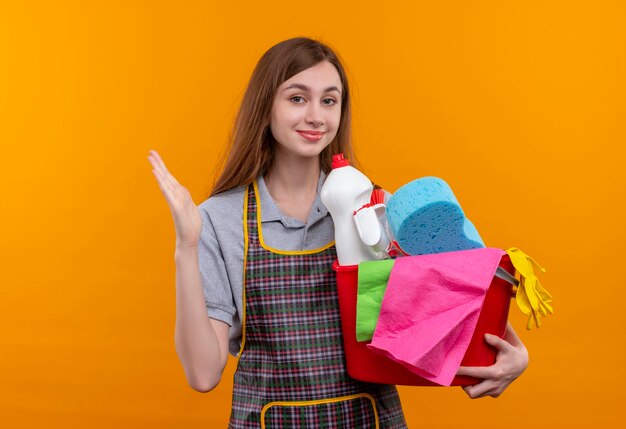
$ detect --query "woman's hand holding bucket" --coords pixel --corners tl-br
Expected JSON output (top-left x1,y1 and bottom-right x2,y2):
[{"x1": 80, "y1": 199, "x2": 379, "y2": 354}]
[{"x1": 456, "y1": 322, "x2": 529, "y2": 398}]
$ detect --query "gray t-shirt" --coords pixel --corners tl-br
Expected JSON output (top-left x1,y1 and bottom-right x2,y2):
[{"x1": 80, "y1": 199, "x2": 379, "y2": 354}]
[
  {"x1": 197, "y1": 171, "x2": 335, "y2": 356},
  {"x1": 198, "y1": 170, "x2": 391, "y2": 356}
]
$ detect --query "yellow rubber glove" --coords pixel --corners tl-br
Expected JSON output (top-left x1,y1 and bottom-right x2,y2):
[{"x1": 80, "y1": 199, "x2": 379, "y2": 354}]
[{"x1": 505, "y1": 247, "x2": 553, "y2": 329}]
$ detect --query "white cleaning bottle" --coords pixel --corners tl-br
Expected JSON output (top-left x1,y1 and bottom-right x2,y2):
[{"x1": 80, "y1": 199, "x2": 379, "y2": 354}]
[{"x1": 321, "y1": 154, "x2": 378, "y2": 265}]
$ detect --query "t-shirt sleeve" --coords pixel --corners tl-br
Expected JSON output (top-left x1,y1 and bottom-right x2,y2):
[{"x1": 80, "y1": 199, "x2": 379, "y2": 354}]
[{"x1": 198, "y1": 207, "x2": 236, "y2": 326}]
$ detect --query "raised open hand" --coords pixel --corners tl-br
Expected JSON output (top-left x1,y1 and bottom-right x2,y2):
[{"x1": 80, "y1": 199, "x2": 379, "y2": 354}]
[{"x1": 147, "y1": 150, "x2": 202, "y2": 249}]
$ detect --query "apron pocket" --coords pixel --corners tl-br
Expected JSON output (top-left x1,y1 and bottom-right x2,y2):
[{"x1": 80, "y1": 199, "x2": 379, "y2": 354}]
[{"x1": 260, "y1": 393, "x2": 379, "y2": 428}]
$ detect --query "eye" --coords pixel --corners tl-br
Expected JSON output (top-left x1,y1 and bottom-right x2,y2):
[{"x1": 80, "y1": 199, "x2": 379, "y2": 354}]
[{"x1": 290, "y1": 96, "x2": 338, "y2": 105}]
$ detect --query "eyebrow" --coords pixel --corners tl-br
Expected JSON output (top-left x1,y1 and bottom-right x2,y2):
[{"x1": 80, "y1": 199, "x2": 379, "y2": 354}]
[{"x1": 282, "y1": 83, "x2": 341, "y2": 94}]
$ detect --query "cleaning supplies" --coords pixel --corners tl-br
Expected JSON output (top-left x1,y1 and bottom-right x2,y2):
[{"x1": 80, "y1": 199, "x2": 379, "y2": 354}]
[
  {"x1": 333, "y1": 253, "x2": 518, "y2": 386},
  {"x1": 353, "y1": 188, "x2": 392, "y2": 255},
  {"x1": 506, "y1": 247, "x2": 553, "y2": 329},
  {"x1": 366, "y1": 247, "x2": 507, "y2": 386},
  {"x1": 321, "y1": 154, "x2": 378, "y2": 265},
  {"x1": 386, "y1": 177, "x2": 484, "y2": 255},
  {"x1": 356, "y1": 258, "x2": 395, "y2": 342}
]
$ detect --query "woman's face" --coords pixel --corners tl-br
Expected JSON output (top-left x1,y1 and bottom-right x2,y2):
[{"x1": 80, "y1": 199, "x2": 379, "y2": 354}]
[{"x1": 269, "y1": 60, "x2": 342, "y2": 160}]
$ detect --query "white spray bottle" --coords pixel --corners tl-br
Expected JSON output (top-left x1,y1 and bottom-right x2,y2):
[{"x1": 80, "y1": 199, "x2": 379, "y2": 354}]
[{"x1": 321, "y1": 154, "x2": 381, "y2": 265}]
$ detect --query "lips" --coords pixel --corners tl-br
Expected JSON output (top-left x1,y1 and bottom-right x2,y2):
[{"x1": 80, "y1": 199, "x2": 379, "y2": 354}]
[{"x1": 297, "y1": 130, "x2": 325, "y2": 141}]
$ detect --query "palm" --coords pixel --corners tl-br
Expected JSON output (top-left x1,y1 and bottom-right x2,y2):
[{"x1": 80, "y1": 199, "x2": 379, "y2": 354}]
[{"x1": 147, "y1": 150, "x2": 202, "y2": 248}]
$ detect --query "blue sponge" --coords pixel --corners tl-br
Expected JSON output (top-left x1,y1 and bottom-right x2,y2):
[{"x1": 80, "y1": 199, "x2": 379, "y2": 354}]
[{"x1": 386, "y1": 177, "x2": 485, "y2": 255}]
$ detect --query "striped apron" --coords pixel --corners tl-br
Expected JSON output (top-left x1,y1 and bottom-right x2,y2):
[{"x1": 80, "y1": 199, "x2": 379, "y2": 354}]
[{"x1": 228, "y1": 182, "x2": 407, "y2": 428}]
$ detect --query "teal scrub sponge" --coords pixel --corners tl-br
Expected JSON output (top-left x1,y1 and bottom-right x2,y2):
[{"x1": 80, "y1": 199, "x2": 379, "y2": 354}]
[{"x1": 386, "y1": 177, "x2": 485, "y2": 255}]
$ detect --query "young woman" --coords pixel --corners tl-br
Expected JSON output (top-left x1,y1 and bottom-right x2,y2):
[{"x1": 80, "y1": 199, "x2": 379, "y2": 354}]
[{"x1": 148, "y1": 37, "x2": 529, "y2": 428}]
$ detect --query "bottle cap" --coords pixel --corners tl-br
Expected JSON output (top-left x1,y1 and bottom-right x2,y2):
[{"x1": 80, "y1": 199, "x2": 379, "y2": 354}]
[{"x1": 332, "y1": 153, "x2": 350, "y2": 168}]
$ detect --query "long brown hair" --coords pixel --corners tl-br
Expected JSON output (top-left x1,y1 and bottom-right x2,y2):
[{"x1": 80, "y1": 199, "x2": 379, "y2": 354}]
[{"x1": 210, "y1": 37, "x2": 359, "y2": 197}]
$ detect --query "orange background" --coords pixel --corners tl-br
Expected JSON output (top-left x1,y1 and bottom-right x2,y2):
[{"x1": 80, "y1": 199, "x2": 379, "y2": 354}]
[{"x1": 1, "y1": 1, "x2": 624, "y2": 427}]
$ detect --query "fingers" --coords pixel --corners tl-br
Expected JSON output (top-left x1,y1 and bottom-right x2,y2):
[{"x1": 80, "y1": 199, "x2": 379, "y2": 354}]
[
  {"x1": 456, "y1": 365, "x2": 494, "y2": 379},
  {"x1": 459, "y1": 334, "x2": 521, "y2": 400},
  {"x1": 148, "y1": 150, "x2": 180, "y2": 189},
  {"x1": 149, "y1": 155, "x2": 174, "y2": 193},
  {"x1": 148, "y1": 150, "x2": 169, "y2": 180},
  {"x1": 484, "y1": 333, "x2": 514, "y2": 353},
  {"x1": 148, "y1": 150, "x2": 179, "y2": 205},
  {"x1": 463, "y1": 382, "x2": 502, "y2": 399},
  {"x1": 151, "y1": 167, "x2": 179, "y2": 211}
]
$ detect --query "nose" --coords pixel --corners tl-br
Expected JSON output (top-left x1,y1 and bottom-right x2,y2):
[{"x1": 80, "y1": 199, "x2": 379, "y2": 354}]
[{"x1": 305, "y1": 103, "x2": 325, "y2": 128}]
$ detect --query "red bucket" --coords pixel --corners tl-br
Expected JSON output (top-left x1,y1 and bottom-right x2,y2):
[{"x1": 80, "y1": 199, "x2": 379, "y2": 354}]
[{"x1": 333, "y1": 254, "x2": 515, "y2": 386}]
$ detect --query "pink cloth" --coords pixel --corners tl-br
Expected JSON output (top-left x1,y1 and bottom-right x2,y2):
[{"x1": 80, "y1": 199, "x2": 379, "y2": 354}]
[{"x1": 367, "y1": 248, "x2": 506, "y2": 386}]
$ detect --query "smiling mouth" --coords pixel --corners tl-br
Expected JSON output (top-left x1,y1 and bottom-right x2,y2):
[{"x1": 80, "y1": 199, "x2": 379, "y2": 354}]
[{"x1": 297, "y1": 130, "x2": 325, "y2": 141}]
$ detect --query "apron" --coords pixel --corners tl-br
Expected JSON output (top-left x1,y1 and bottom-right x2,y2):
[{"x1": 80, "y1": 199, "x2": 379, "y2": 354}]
[{"x1": 228, "y1": 182, "x2": 407, "y2": 429}]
